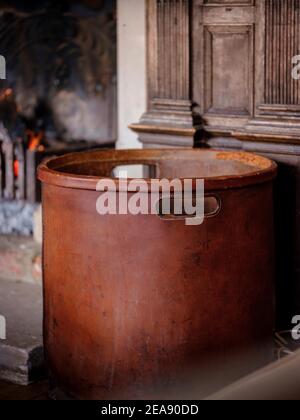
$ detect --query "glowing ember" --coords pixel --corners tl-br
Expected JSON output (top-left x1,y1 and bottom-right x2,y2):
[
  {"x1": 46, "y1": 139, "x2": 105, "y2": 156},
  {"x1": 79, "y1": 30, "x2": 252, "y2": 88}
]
[
  {"x1": 14, "y1": 160, "x2": 19, "y2": 178},
  {"x1": 26, "y1": 130, "x2": 44, "y2": 151},
  {"x1": 0, "y1": 88, "x2": 13, "y2": 101}
]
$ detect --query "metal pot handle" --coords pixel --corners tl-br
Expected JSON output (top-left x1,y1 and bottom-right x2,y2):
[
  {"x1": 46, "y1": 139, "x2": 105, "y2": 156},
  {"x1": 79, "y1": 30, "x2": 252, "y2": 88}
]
[{"x1": 156, "y1": 194, "x2": 222, "y2": 222}]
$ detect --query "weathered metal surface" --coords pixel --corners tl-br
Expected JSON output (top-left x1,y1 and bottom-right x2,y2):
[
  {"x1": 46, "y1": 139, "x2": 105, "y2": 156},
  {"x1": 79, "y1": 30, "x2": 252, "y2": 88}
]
[{"x1": 38, "y1": 149, "x2": 277, "y2": 399}]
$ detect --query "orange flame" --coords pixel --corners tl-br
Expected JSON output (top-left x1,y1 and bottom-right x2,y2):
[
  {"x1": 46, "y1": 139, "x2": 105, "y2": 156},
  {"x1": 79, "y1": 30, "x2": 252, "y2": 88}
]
[
  {"x1": 0, "y1": 88, "x2": 13, "y2": 101},
  {"x1": 14, "y1": 160, "x2": 19, "y2": 178},
  {"x1": 27, "y1": 130, "x2": 45, "y2": 151}
]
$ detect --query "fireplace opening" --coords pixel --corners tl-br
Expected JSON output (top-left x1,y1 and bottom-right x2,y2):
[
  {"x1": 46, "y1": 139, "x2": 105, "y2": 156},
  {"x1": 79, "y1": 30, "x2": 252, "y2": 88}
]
[{"x1": 0, "y1": 0, "x2": 116, "y2": 235}]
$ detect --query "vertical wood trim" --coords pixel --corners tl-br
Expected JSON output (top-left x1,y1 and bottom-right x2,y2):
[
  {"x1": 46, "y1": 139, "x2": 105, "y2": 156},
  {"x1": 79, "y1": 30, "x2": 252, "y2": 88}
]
[
  {"x1": 150, "y1": 0, "x2": 191, "y2": 103},
  {"x1": 147, "y1": 0, "x2": 158, "y2": 105},
  {"x1": 265, "y1": 0, "x2": 300, "y2": 105},
  {"x1": 255, "y1": 0, "x2": 266, "y2": 114},
  {"x1": 192, "y1": 0, "x2": 203, "y2": 115}
]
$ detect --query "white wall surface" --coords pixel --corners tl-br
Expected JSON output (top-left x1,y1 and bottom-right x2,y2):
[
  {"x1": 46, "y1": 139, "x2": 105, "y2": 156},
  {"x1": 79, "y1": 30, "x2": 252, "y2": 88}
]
[{"x1": 117, "y1": 0, "x2": 146, "y2": 150}]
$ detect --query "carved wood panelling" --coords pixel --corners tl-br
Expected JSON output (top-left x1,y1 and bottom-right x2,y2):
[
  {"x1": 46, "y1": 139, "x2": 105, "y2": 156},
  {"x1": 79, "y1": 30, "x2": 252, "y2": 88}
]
[
  {"x1": 204, "y1": 25, "x2": 253, "y2": 117},
  {"x1": 198, "y1": 2, "x2": 255, "y2": 130},
  {"x1": 131, "y1": 0, "x2": 198, "y2": 145},
  {"x1": 156, "y1": 0, "x2": 190, "y2": 101},
  {"x1": 204, "y1": 0, "x2": 254, "y2": 4},
  {"x1": 134, "y1": 0, "x2": 300, "y2": 147},
  {"x1": 265, "y1": 0, "x2": 300, "y2": 105}
]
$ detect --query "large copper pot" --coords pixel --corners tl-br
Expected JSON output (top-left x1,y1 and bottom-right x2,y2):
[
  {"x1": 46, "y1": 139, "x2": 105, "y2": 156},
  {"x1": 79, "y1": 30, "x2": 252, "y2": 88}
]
[{"x1": 38, "y1": 149, "x2": 277, "y2": 399}]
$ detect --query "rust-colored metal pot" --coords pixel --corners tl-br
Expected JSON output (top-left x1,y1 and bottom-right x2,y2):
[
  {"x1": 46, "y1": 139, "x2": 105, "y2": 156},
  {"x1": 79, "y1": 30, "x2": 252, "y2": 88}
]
[{"x1": 38, "y1": 149, "x2": 277, "y2": 400}]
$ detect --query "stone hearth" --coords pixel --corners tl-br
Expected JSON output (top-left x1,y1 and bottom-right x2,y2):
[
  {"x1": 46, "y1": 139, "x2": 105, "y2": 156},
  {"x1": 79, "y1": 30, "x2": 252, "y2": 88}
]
[
  {"x1": 0, "y1": 278, "x2": 44, "y2": 385},
  {"x1": 0, "y1": 229, "x2": 43, "y2": 384},
  {"x1": 0, "y1": 201, "x2": 38, "y2": 236},
  {"x1": 0, "y1": 235, "x2": 42, "y2": 284}
]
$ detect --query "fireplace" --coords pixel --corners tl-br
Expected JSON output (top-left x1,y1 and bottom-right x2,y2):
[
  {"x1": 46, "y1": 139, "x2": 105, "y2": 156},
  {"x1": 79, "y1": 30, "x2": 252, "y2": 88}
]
[
  {"x1": 0, "y1": 2, "x2": 117, "y2": 385},
  {"x1": 0, "y1": 0, "x2": 117, "y2": 235},
  {"x1": 0, "y1": 88, "x2": 102, "y2": 205}
]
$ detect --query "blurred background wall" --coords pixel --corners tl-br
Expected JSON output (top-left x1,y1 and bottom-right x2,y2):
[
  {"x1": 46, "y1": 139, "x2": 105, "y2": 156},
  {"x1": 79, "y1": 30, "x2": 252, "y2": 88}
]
[{"x1": 117, "y1": 0, "x2": 146, "y2": 150}]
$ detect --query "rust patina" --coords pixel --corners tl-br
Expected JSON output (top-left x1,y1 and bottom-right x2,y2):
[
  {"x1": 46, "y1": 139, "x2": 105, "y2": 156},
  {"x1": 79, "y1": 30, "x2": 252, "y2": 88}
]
[{"x1": 38, "y1": 149, "x2": 277, "y2": 399}]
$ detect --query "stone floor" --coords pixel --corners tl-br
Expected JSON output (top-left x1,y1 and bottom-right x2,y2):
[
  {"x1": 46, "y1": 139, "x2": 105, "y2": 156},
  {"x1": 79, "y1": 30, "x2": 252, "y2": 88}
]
[
  {"x1": 0, "y1": 278, "x2": 44, "y2": 385},
  {"x1": 0, "y1": 235, "x2": 42, "y2": 284},
  {"x1": 0, "y1": 379, "x2": 48, "y2": 400}
]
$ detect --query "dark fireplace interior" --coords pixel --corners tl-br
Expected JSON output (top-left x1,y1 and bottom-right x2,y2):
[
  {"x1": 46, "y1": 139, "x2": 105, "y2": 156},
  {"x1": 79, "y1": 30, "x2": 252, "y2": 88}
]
[{"x1": 0, "y1": 0, "x2": 116, "y2": 234}]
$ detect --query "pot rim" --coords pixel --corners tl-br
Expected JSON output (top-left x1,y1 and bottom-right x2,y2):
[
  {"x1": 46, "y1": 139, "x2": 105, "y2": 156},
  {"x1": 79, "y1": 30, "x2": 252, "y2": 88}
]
[{"x1": 38, "y1": 148, "x2": 278, "y2": 192}]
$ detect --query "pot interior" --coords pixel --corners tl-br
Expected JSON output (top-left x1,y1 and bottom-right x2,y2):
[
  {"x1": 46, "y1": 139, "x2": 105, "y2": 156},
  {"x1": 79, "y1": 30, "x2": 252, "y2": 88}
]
[{"x1": 46, "y1": 149, "x2": 274, "y2": 180}]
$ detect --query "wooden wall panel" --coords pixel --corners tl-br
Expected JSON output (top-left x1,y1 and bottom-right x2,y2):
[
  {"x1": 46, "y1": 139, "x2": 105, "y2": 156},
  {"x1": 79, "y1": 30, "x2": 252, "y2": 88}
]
[
  {"x1": 265, "y1": 0, "x2": 300, "y2": 106},
  {"x1": 199, "y1": 2, "x2": 255, "y2": 131},
  {"x1": 204, "y1": 0, "x2": 254, "y2": 4},
  {"x1": 156, "y1": 0, "x2": 190, "y2": 101},
  {"x1": 204, "y1": 25, "x2": 253, "y2": 116},
  {"x1": 135, "y1": 0, "x2": 300, "y2": 143},
  {"x1": 131, "y1": 0, "x2": 199, "y2": 147}
]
